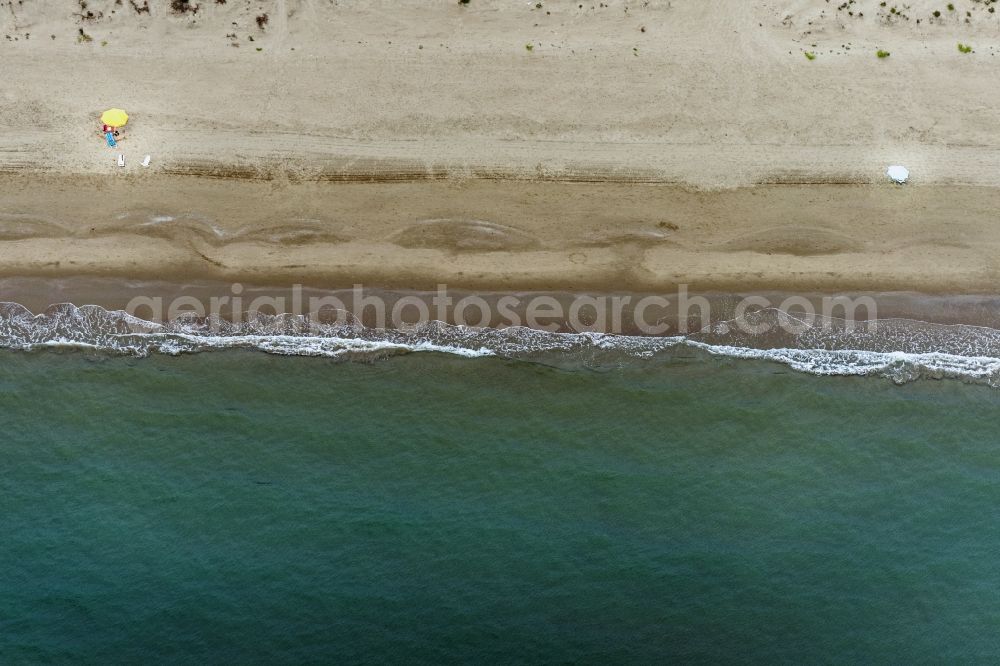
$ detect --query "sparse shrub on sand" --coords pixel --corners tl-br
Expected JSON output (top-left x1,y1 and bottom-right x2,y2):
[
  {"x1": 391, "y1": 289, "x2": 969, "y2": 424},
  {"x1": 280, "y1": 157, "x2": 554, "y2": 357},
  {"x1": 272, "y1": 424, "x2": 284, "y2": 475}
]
[
  {"x1": 877, "y1": 49, "x2": 891, "y2": 58},
  {"x1": 170, "y1": 0, "x2": 198, "y2": 14},
  {"x1": 525, "y1": 43, "x2": 533, "y2": 51},
  {"x1": 804, "y1": 51, "x2": 817, "y2": 60},
  {"x1": 958, "y1": 43, "x2": 973, "y2": 53},
  {"x1": 256, "y1": 14, "x2": 269, "y2": 29}
]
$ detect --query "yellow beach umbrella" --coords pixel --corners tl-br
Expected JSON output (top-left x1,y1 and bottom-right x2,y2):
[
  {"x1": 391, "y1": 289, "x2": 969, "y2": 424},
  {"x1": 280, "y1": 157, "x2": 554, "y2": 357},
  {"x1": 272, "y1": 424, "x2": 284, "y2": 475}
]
[{"x1": 100, "y1": 108, "x2": 129, "y2": 127}]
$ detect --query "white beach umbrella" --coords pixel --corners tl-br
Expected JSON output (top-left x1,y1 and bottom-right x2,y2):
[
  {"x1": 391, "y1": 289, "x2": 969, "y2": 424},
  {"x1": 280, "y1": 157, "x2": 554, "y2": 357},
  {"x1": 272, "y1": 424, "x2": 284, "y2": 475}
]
[{"x1": 886, "y1": 165, "x2": 909, "y2": 184}]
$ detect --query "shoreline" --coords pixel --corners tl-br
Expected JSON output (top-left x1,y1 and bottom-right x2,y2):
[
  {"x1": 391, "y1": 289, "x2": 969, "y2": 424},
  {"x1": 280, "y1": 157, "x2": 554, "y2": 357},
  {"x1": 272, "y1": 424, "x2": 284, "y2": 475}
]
[
  {"x1": 5, "y1": 276, "x2": 1000, "y2": 331},
  {"x1": 5, "y1": 279, "x2": 1000, "y2": 385}
]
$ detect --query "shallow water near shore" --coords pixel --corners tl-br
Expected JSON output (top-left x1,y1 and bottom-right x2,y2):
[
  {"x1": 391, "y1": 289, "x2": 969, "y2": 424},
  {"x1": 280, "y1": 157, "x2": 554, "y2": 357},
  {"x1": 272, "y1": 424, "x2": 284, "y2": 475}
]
[{"x1": 3, "y1": 350, "x2": 1000, "y2": 662}]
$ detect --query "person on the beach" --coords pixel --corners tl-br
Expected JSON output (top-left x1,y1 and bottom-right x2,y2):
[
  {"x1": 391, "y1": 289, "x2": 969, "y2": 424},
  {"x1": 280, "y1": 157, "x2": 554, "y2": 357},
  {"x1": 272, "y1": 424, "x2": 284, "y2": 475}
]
[{"x1": 102, "y1": 123, "x2": 121, "y2": 148}]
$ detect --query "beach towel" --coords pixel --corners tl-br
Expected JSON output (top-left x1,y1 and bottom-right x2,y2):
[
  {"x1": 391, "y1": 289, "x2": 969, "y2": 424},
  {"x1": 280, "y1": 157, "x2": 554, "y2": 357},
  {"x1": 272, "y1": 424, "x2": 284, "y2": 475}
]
[{"x1": 106, "y1": 132, "x2": 117, "y2": 148}]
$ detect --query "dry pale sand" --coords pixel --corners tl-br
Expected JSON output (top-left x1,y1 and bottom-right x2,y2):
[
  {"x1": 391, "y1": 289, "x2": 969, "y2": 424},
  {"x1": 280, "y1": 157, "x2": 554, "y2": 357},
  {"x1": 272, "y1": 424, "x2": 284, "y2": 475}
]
[{"x1": 2, "y1": 1, "x2": 1000, "y2": 298}]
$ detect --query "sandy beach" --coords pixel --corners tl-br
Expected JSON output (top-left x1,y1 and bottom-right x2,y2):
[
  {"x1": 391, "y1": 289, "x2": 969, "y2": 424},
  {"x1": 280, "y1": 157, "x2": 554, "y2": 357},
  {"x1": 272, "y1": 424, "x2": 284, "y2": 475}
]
[
  {"x1": 3, "y1": 0, "x2": 1000, "y2": 300},
  {"x1": 3, "y1": 174, "x2": 1000, "y2": 296}
]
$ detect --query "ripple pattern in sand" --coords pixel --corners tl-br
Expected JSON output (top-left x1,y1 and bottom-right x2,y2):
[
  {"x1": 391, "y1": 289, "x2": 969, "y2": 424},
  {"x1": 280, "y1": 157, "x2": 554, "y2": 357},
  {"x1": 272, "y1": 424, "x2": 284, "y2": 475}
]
[{"x1": 390, "y1": 219, "x2": 541, "y2": 252}]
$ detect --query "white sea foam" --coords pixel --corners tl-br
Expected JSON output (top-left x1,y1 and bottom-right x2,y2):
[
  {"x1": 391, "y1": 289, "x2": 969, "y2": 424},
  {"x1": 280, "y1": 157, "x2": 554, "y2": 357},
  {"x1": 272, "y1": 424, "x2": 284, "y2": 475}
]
[
  {"x1": 687, "y1": 342, "x2": 1000, "y2": 385},
  {"x1": 149, "y1": 334, "x2": 496, "y2": 359},
  {"x1": 3, "y1": 302, "x2": 1000, "y2": 385}
]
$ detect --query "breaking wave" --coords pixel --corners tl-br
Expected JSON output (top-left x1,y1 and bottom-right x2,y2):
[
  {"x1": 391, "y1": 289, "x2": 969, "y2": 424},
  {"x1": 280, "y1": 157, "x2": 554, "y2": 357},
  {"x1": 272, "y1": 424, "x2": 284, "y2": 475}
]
[{"x1": 4, "y1": 302, "x2": 1000, "y2": 386}]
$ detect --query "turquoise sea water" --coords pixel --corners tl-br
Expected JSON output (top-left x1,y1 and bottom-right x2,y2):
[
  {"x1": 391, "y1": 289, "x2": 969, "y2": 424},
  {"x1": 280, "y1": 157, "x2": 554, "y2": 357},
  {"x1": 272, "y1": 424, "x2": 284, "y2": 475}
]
[{"x1": 3, "y1": 350, "x2": 1000, "y2": 662}]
